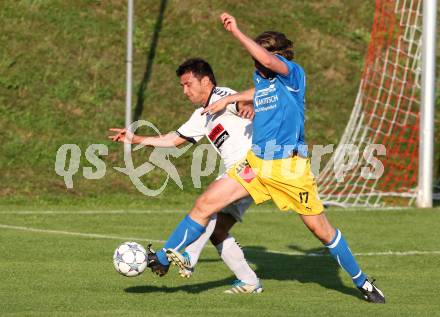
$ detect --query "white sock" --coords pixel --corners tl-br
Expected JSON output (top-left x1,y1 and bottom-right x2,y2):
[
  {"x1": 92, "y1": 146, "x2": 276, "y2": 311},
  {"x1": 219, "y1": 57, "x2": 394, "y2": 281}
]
[
  {"x1": 216, "y1": 236, "x2": 259, "y2": 285},
  {"x1": 184, "y1": 215, "x2": 217, "y2": 267}
]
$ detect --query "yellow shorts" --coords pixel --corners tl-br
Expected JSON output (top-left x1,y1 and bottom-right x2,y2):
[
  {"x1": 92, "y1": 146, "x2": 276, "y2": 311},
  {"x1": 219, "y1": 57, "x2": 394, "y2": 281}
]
[{"x1": 227, "y1": 150, "x2": 324, "y2": 215}]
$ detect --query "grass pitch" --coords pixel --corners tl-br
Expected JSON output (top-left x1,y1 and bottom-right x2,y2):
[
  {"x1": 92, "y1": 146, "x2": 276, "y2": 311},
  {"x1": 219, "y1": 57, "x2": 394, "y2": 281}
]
[{"x1": 1, "y1": 206, "x2": 439, "y2": 316}]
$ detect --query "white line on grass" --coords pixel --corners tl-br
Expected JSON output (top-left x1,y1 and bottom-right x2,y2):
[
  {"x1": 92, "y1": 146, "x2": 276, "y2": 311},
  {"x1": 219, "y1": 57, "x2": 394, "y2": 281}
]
[
  {"x1": 1, "y1": 206, "x2": 434, "y2": 215},
  {"x1": 1, "y1": 223, "x2": 439, "y2": 257},
  {"x1": 264, "y1": 249, "x2": 440, "y2": 257},
  {"x1": 0, "y1": 209, "x2": 286, "y2": 214},
  {"x1": 0, "y1": 210, "x2": 187, "y2": 215},
  {"x1": 0, "y1": 223, "x2": 165, "y2": 244}
]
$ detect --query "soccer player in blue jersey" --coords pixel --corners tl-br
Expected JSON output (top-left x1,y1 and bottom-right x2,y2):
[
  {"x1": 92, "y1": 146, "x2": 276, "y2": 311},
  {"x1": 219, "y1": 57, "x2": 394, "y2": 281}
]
[{"x1": 149, "y1": 13, "x2": 385, "y2": 302}]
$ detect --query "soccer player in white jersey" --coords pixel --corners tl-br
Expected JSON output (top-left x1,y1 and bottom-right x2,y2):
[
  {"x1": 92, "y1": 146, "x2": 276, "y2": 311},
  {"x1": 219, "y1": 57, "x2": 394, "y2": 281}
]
[{"x1": 109, "y1": 58, "x2": 262, "y2": 293}]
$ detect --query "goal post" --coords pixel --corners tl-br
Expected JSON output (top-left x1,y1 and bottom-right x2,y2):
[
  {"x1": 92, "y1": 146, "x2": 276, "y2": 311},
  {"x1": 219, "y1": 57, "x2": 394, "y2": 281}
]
[
  {"x1": 124, "y1": 0, "x2": 134, "y2": 158},
  {"x1": 417, "y1": 0, "x2": 437, "y2": 208},
  {"x1": 317, "y1": 0, "x2": 437, "y2": 207}
]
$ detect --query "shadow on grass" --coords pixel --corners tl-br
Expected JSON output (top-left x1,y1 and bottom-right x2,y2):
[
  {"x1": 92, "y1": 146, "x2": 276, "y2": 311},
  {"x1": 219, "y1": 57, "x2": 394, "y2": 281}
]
[
  {"x1": 125, "y1": 244, "x2": 361, "y2": 300},
  {"x1": 133, "y1": 0, "x2": 168, "y2": 122},
  {"x1": 245, "y1": 245, "x2": 360, "y2": 299},
  {"x1": 125, "y1": 277, "x2": 232, "y2": 294}
]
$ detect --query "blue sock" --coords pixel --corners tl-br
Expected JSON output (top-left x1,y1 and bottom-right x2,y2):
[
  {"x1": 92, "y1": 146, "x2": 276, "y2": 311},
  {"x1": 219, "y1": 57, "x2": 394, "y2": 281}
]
[
  {"x1": 326, "y1": 229, "x2": 367, "y2": 287},
  {"x1": 156, "y1": 215, "x2": 205, "y2": 265}
]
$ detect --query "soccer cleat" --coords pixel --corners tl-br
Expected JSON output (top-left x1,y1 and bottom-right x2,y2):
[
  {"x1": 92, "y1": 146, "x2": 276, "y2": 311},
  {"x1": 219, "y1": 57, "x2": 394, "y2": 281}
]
[
  {"x1": 224, "y1": 280, "x2": 263, "y2": 294},
  {"x1": 358, "y1": 278, "x2": 385, "y2": 303},
  {"x1": 146, "y1": 244, "x2": 169, "y2": 277},
  {"x1": 166, "y1": 249, "x2": 194, "y2": 278}
]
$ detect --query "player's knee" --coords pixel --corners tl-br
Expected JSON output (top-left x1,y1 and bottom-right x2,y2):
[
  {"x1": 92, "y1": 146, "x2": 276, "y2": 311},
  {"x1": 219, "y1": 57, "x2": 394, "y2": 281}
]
[
  {"x1": 303, "y1": 216, "x2": 335, "y2": 244},
  {"x1": 193, "y1": 196, "x2": 214, "y2": 217},
  {"x1": 310, "y1": 223, "x2": 335, "y2": 244}
]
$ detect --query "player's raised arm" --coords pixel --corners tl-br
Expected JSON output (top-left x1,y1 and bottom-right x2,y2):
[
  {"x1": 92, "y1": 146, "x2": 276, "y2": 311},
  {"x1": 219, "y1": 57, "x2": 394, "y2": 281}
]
[
  {"x1": 108, "y1": 128, "x2": 187, "y2": 147},
  {"x1": 220, "y1": 12, "x2": 289, "y2": 76},
  {"x1": 201, "y1": 87, "x2": 255, "y2": 115}
]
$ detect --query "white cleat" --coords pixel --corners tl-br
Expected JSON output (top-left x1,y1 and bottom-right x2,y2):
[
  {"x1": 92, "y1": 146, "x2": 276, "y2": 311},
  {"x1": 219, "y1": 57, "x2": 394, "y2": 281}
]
[
  {"x1": 224, "y1": 280, "x2": 263, "y2": 294},
  {"x1": 166, "y1": 249, "x2": 194, "y2": 278}
]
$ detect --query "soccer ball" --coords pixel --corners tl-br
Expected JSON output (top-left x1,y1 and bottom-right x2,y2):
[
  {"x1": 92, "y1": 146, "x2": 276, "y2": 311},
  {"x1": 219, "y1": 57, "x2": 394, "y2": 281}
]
[{"x1": 113, "y1": 241, "x2": 148, "y2": 277}]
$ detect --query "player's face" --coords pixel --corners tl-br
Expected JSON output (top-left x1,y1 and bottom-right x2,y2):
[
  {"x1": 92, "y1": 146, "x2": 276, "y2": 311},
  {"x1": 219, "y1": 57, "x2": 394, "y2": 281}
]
[
  {"x1": 180, "y1": 72, "x2": 207, "y2": 105},
  {"x1": 253, "y1": 58, "x2": 276, "y2": 79}
]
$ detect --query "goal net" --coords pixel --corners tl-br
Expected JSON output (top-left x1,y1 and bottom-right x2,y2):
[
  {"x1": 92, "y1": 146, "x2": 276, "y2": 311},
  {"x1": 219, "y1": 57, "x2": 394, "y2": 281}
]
[{"x1": 317, "y1": 0, "x2": 434, "y2": 207}]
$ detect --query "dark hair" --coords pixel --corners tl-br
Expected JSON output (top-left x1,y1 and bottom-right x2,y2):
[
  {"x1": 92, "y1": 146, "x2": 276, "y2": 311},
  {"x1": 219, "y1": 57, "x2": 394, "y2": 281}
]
[
  {"x1": 176, "y1": 58, "x2": 217, "y2": 86},
  {"x1": 254, "y1": 31, "x2": 294, "y2": 60}
]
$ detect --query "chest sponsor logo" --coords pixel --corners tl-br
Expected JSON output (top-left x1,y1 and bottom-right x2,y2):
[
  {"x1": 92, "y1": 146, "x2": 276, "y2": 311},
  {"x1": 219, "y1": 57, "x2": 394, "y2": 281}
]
[
  {"x1": 255, "y1": 84, "x2": 278, "y2": 112},
  {"x1": 255, "y1": 94, "x2": 278, "y2": 107},
  {"x1": 255, "y1": 84, "x2": 276, "y2": 98},
  {"x1": 208, "y1": 123, "x2": 225, "y2": 141},
  {"x1": 208, "y1": 123, "x2": 230, "y2": 149}
]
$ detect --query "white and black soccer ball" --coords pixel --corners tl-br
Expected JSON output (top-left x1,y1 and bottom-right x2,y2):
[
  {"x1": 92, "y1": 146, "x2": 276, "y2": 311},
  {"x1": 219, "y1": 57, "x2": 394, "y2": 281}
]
[{"x1": 113, "y1": 242, "x2": 148, "y2": 277}]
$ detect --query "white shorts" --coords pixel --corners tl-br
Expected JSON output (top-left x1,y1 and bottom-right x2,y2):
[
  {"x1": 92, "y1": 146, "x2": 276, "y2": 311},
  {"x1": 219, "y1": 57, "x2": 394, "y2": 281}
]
[
  {"x1": 220, "y1": 196, "x2": 253, "y2": 222},
  {"x1": 217, "y1": 172, "x2": 253, "y2": 222}
]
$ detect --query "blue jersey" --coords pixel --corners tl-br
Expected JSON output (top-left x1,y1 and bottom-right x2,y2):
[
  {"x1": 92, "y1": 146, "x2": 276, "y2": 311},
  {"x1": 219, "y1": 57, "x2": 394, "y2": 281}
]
[{"x1": 252, "y1": 55, "x2": 307, "y2": 160}]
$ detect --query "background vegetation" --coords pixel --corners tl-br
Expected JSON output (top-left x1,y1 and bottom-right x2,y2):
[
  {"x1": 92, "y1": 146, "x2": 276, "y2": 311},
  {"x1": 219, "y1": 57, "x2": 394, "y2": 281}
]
[{"x1": 0, "y1": 0, "x2": 438, "y2": 208}]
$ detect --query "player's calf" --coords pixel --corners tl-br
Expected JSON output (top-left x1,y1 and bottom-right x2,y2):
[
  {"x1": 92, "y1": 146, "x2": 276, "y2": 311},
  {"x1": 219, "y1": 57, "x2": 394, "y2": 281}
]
[{"x1": 323, "y1": 228, "x2": 386, "y2": 303}]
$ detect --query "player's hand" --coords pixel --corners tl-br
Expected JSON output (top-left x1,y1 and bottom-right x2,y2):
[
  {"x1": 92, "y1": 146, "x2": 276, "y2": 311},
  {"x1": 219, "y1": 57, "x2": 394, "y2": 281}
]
[
  {"x1": 238, "y1": 102, "x2": 255, "y2": 120},
  {"x1": 220, "y1": 12, "x2": 239, "y2": 34},
  {"x1": 201, "y1": 97, "x2": 230, "y2": 116},
  {"x1": 108, "y1": 128, "x2": 136, "y2": 143}
]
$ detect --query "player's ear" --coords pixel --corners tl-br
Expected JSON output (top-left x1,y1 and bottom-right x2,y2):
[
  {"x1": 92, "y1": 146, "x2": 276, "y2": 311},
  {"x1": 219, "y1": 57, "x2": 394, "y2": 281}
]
[{"x1": 201, "y1": 76, "x2": 210, "y2": 87}]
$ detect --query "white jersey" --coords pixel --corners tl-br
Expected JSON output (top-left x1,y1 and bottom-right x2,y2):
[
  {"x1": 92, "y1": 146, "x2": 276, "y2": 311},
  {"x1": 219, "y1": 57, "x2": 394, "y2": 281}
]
[{"x1": 176, "y1": 86, "x2": 253, "y2": 170}]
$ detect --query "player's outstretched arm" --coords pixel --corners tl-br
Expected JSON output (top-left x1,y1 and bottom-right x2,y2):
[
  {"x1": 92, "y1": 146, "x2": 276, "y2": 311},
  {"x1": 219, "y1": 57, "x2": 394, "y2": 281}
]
[
  {"x1": 108, "y1": 128, "x2": 187, "y2": 147},
  {"x1": 219, "y1": 12, "x2": 289, "y2": 76},
  {"x1": 201, "y1": 88, "x2": 255, "y2": 116}
]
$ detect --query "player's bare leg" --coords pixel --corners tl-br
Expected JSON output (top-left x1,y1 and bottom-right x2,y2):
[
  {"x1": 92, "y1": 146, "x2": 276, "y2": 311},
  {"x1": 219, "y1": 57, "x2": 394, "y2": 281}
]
[
  {"x1": 189, "y1": 176, "x2": 250, "y2": 225},
  {"x1": 209, "y1": 213, "x2": 236, "y2": 245},
  {"x1": 299, "y1": 213, "x2": 335, "y2": 244}
]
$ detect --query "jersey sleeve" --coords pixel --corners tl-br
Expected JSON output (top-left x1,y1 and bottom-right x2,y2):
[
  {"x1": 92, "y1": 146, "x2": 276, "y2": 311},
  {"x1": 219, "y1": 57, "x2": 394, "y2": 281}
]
[
  {"x1": 175, "y1": 109, "x2": 206, "y2": 144},
  {"x1": 226, "y1": 102, "x2": 239, "y2": 115},
  {"x1": 210, "y1": 87, "x2": 240, "y2": 116},
  {"x1": 276, "y1": 55, "x2": 305, "y2": 92}
]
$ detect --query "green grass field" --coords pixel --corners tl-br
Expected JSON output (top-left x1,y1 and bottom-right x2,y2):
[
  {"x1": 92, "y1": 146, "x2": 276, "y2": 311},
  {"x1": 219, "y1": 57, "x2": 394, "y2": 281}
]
[
  {"x1": 1, "y1": 1, "x2": 440, "y2": 316},
  {"x1": 1, "y1": 205, "x2": 440, "y2": 316}
]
